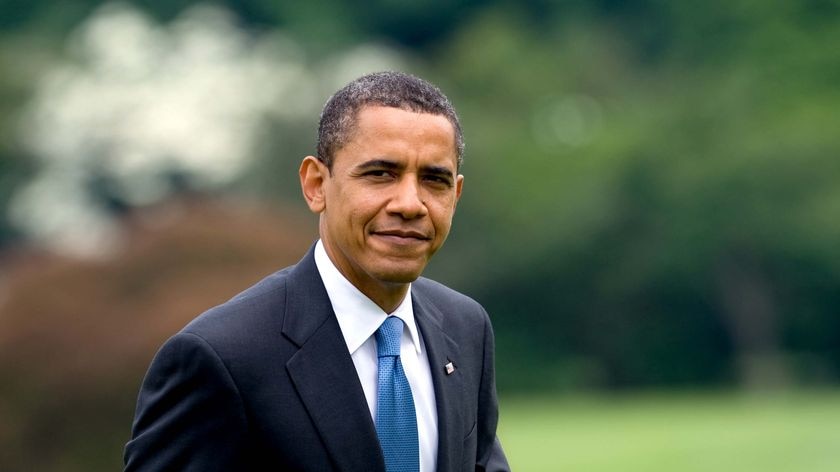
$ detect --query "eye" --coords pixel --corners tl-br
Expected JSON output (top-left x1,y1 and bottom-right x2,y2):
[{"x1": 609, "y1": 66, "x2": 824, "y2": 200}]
[
  {"x1": 423, "y1": 174, "x2": 453, "y2": 188},
  {"x1": 362, "y1": 169, "x2": 394, "y2": 180}
]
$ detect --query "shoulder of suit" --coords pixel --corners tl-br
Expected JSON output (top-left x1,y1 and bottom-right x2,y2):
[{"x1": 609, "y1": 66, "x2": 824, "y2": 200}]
[
  {"x1": 229, "y1": 265, "x2": 294, "y2": 303},
  {"x1": 180, "y1": 265, "x2": 294, "y2": 339},
  {"x1": 413, "y1": 277, "x2": 486, "y2": 313}
]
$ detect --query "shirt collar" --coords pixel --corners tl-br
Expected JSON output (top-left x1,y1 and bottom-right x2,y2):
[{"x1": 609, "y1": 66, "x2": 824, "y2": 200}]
[{"x1": 314, "y1": 240, "x2": 422, "y2": 355}]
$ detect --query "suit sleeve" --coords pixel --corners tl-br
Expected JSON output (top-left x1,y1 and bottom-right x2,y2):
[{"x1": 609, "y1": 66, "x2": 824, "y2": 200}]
[
  {"x1": 475, "y1": 309, "x2": 511, "y2": 472},
  {"x1": 124, "y1": 332, "x2": 250, "y2": 471}
]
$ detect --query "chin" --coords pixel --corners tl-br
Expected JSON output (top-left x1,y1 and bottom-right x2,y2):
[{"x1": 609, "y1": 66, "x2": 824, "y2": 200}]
[{"x1": 373, "y1": 265, "x2": 424, "y2": 285}]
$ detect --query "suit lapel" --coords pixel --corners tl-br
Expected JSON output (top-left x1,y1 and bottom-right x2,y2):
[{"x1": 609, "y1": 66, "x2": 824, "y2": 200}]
[
  {"x1": 413, "y1": 288, "x2": 464, "y2": 472},
  {"x1": 283, "y1": 248, "x2": 385, "y2": 472}
]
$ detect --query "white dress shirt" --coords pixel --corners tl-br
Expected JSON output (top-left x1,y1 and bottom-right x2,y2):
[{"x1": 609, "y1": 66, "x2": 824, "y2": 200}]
[{"x1": 314, "y1": 240, "x2": 438, "y2": 472}]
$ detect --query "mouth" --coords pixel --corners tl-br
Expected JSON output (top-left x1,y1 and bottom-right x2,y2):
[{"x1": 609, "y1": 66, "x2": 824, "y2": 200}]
[{"x1": 371, "y1": 229, "x2": 432, "y2": 242}]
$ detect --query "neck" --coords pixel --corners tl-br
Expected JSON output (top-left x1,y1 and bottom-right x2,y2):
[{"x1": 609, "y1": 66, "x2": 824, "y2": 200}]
[
  {"x1": 367, "y1": 282, "x2": 409, "y2": 314},
  {"x1": 317, "y1": 237, "x2": 411, "y2": 314}
]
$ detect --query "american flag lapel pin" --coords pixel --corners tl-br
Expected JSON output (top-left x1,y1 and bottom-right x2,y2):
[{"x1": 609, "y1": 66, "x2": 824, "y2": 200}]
[{"x1": 445, "y1": 361, "x2": 456, "y2": 375}]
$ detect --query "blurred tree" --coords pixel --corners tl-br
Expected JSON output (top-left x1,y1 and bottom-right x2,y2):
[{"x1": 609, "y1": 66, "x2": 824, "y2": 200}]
[
  {"x1": 428, "y1": 0, "x2": 840, "y2": 390},
  {"x1": 0, "y1": 0, "x2": 838, "y2": 396},
  {"x1": 0, "y1": 197, "x2": 314, "y2": 471}
]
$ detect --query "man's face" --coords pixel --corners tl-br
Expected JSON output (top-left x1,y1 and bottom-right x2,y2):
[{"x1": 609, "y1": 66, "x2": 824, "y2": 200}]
[{"x1": 305, "y1": 105, "x2": 463, "y2": 297}]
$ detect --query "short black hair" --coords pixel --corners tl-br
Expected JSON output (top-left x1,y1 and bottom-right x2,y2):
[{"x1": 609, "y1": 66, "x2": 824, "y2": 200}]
[{"x1": 316, "y1": 71, "x2": 464, "y2": 170}]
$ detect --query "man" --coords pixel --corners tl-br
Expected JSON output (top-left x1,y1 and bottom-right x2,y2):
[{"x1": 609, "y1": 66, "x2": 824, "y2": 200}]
[{"x1": 125, "y1": 71, "x2": 509, "y2": 472}]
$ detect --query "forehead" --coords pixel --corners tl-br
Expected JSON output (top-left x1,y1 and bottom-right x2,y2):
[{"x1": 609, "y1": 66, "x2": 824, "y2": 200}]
[
  {"x1": 335, "y1": 105, "x2": 458, "y2": 166},
  {"x1": 354, "y1": 105, "x2": 454, "y2": 133}
]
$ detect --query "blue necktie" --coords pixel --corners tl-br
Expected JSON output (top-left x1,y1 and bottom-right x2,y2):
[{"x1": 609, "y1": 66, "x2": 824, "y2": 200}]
[{"x1": 375, "y1": 316, "x2": 420, "y2": 472}]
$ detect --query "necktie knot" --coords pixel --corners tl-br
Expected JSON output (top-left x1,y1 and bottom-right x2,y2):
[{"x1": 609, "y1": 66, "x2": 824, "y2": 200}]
[{"x1": 375, "y1": 316, "x2": 403, "y2": 358}]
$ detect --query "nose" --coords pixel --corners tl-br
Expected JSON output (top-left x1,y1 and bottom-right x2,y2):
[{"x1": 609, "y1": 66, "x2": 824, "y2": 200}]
[{"x1": 386, "y1": 177, "x2": 428, "y2": 219}]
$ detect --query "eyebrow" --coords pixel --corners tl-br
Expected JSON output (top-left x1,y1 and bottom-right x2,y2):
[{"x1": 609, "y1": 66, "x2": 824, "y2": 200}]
[
  {"x1": 421, "y1": 165, "x2": 455, "y2": 180},
  {"x1": 355, "y1": 159, "x2": 402, "y2": 171},
  {"x1": 354, "y1": 159, "x2": 455, "y2": 180}
]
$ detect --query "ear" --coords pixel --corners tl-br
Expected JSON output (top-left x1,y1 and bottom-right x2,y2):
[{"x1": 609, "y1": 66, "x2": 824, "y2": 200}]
[
  {"x1": 454, "y1": 174, "x2": 464, "y2": 207},
  {"x1": 299, "y1": 156, "x2": 329, "y2": 213}
]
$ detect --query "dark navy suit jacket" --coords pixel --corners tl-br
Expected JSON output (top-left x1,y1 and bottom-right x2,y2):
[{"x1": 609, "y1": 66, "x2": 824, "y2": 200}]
[{"x1": 124, "y1": 246, "x2": 509, "y2": 471}]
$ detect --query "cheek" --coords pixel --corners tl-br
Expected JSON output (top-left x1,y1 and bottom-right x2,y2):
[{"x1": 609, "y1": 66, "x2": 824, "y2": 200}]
[
  {"x1": 430, "y1": 203, "x2": 457, "y2": 234},
  {"x1": 353, "y1": 193, "x2": 387, "y2": 218},
  {"x1": 344, "y1": 199, "x2": 380, "y2": 236},
  {"x1": 330, "y1": 187, "x2": 367, "y2": 217}
]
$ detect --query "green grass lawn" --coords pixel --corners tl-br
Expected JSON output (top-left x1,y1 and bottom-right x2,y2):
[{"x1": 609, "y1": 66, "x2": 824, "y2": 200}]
[{"x1": 497, "y1": 390, "x2": 840, "y2": 471}]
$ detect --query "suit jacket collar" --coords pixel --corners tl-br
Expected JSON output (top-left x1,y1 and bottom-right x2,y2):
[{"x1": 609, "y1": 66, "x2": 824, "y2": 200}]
[
  {"x1": 281, "y1": 245, "x2": 464, "y2": 472},
  {"x1": 282, "y1": 246, "x2": 386, "y2": 472},
  {"x1": 413, "y1": 285, "x2": 464, "y2": 472}
]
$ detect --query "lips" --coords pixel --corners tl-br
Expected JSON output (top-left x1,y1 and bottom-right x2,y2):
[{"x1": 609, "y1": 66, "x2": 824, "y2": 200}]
[{"x1": 372, "y1": 229, "x2": 432, "y2": 241}]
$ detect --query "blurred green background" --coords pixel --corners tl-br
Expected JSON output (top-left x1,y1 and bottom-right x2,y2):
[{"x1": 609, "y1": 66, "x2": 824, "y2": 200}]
[{"x1": 1, "y1": 0, "x2": 839, "y2": 470}]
